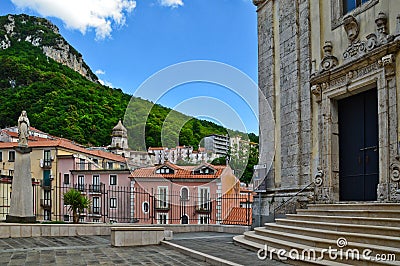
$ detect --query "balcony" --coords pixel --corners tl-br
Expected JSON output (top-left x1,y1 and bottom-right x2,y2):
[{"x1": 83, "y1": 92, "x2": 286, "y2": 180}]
[
  {"x1": 154, "y1": 201, "x2": 170, "y2": 211},
  {"x1": 40, "y1": 159, "x2": 52, "y2": 169},
  {"x1": 40, "y1": 199, "x2": 51, "y2": 209},
  {"x1": 76, "y1": 162, "x2": 94, "y2": 171},
  {"x1": 89, "y1": 184, "x2": 102, "y2": 193},
  {"x1": 74, "y1": 184, "x2": 86, "y2": 192},
  {"x1": 40, "y1": 179, "x2": 51, "y2": 190},
  {"x1": 92, "y1": 206, "x2": 100, "y2": 215},
  {"x1": 195, "y1": 202, "x2": 212, "y2": 213}
]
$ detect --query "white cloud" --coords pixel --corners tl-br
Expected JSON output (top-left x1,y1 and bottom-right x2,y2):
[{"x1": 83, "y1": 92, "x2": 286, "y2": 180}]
[
  {"x1": 11, "y1": 0, "x2": 136, "y2": 40},
  {"x1": 98, "y1": 79, "x2": 113, "y2": 88},
  {"x1": 95, "y1": 69, "x2": 106, "y2": 75},
  {"x1": 159, "y1": 0, "x2": 184, "y2": 8}
]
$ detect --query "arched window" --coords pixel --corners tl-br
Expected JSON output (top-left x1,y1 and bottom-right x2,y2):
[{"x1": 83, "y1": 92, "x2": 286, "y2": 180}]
[
  {"x1": 181, "y1": 187, "x2": 189, "y2": 201},
  {"x1": 142, "y1": 201, "x2": 149, "y2": 214},
  {"x1": 181, "y1": 214, "x2": 189, "y2": 224}
]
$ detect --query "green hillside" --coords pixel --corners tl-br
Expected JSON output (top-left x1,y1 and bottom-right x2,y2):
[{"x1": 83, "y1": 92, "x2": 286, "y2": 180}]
[{"x1": 0, "y1": 14, "x2": 257, "y2": 150}]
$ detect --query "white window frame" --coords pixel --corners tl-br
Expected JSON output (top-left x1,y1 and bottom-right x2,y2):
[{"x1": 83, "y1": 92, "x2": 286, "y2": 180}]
[
  {"x1": 157, "y1": 186, "x2": 168, "y2": 208},
  {"x1": 198, "y1": 187, "x2": 210, "y2": 210},
  {"x1": 181, "y1": 214, "x2": 189, "y2": 224},
  {"x1": 93, "y1": 197, "x2": 100, "y2": 214},
  {"x1": 110, "y1": 175, "x2": 117, "y2": 186},
  {"x1": 78, "y1": 175, "x2": 85, "y2": 191},
  {"x1": 8, "y1": 150, "x2": 15, "y2": 162},
  {"x1": 63, "y1": 173, "x2": 70, "y2": 185},
  {"x1": 110, "y1": 198, "x2": 117, "y2": 209},
  {"x1": 157, "y1": 213, "x2": 168, "y2": 224},
  {"x1": 142, "y1": 201, "x2": 149, "y2": 214},
  {"x1": 180, "y1": 186, "x2": 189, "y2": 201},
  {"x1": 198, "y1": 214, "x2": 209, "y2": 225}
]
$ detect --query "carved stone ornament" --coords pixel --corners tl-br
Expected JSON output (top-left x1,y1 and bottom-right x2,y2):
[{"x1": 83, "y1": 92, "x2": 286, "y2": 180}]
[
  {"x1": 311, "y1": 85, "x2": 322, "y2": 102},
  {"x1": 314, "y1": 168, "x2": 324, "y2": 187},
  {"x1": 390, "y1": 161, "x2": 400, "y2": 182},
  {"x1": 389, "y1": 183, "x2": 400, "y2": 202},
  {"x1": 377, "y1": 183, "x2": 388, "y2": 202},
  {"x1": 396, "y1": 14, "x2": 400, "y2": 40},
  {"x1": 343, "y1": 12, "x2": 395, "y2": 60},
  {"x1": 252, "y1": 0, "x2": 265, "y2": 6},
  {"x1": 378, "y1": 54, "x2": 395, "y2": 67},
  {"x1": 375, "y1": 12, "x2": 394, "y2": 45},
  {"x1": 378, "y1": 54, "x2": 396, "y2": 76},
  {"x1": 320, "y1": 41, "x2": 338, "y2": 72},
  {"x1": 343, "y1": 15, "x2": 360, "y2": 44},
  {"x1": 316, "y1": 187, "x2": 332, "y2": 203}
]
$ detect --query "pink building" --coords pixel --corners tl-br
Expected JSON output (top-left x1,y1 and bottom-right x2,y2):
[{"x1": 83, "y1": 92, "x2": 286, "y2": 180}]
[{"x1": 130, "y1": 162, "x2": 240, "y2": 225}]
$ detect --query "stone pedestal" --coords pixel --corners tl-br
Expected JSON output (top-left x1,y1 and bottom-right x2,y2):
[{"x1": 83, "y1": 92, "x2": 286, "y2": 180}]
[{"x1": 6, "y1": 147, "x2": 36, "y2": 223}]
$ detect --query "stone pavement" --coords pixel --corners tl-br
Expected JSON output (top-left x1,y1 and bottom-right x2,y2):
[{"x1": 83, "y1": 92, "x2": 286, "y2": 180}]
[
  {"x1": 0, "y1": 235, "x2": 208, "y2": 266},
  {"x1": 170, "y1": 232, "x2": 285, "y2": 266},
  {"x1": 0, "y1": 232, "x2": 285, "y2": 265}
]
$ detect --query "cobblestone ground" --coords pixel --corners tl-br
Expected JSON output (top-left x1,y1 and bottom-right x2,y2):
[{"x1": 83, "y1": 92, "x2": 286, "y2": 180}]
[
  {"x1": 170, "y1": 232, "x2": 285, "y2": 266},
  {"x1": 0, "y1": 236, "x2": 209, "y2": 266}
]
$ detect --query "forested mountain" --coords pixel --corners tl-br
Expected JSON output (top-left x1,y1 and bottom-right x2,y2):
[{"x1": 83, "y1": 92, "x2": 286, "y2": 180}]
[{"x1": 0, "y1": 14, "x2": 258, "y2": 149}]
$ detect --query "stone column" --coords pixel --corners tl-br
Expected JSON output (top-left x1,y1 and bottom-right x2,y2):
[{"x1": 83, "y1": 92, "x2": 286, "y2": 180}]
[{"x1": 6, "y1": 147, "x2": 36, "y2": 222}]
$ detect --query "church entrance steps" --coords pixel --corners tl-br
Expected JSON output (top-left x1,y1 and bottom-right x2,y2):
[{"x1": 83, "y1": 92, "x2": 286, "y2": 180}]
[
  {"x1": 296, "y1": 209, "x2": 400, "y2": 218},
  {"x1": 261, "y1": 224, "x2": 400, "y2": 248},
  {"x1": 233, "y1": 203, "x2": 400, "y2": 265},
  {"x1": 235, "y1": 231, "x2": 399, "y2": 265},
  {"x1": 285, "y1": 214, "x2": 399, "y2": 227},
  {"x1": 308, "y1": 203, "x2": 400, "y2": 211},
  {"x1": 275, "y1": 219, "x2": 400, "y2": 237}
]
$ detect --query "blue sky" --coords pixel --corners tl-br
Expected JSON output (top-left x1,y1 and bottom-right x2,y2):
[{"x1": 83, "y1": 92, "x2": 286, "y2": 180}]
[{"x1": 0, "y1": 0, "x2": 259, "y2": 134}]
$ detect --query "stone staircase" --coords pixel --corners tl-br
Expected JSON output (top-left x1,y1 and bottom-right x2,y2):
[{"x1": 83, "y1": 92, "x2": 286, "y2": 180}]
[{"x1": 233, "y1": 203, "x2": 400, "y2": 265}]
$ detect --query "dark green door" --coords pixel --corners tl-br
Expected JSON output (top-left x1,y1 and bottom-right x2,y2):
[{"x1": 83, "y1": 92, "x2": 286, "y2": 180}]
[{"x1": 338, "y1": 89, "x2": 379, "y2": 201}]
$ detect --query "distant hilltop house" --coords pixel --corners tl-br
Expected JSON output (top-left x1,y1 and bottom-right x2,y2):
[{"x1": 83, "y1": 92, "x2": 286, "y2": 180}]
[
  {"x1": 203, "y1": 134, "x2": 229, "y2": 157},
  {"x1": 148, "y1": 146, "x2": 211, "y2": 165}
]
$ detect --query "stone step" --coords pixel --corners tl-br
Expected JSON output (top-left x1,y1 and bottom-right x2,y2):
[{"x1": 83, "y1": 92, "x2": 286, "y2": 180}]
[
  {"x1": 308, "y1": 203, "x2": 400, "y2": 211},
  {"x1": 285, "y1": 214, "x2": 400, "y2": 227},
  {"x1": 275, "y1": 218, "x2": 400, "y2": 237},
  {"x1": 296, "y1": 209, "x2": 400, "y2": 218},
  {"x1": 237, "y1": 232, "x2": 398, "y2": 265},
  {"x1": 262, "y1": 223, "x2": 400, "y2": 248},
  {"x1": 233, "y1": 235, "x2": 352, "y2": 266}
]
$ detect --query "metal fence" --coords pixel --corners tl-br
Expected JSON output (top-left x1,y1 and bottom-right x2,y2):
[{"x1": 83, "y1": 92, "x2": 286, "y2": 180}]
[{"x1": 0, "y1": 179, "x2": 252, "y2": 226}]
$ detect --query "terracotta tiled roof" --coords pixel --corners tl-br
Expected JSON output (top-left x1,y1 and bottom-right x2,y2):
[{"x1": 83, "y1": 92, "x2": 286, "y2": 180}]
[
  {"x1": 131, "y1": 162, "x2": 227, "y2": 179},
  {"x1": 148, "y1": 147, "x2": 165, "y2": 151},
  {"x1": 0, "y1": 140, "x2": 125, "y2": 162},
  {"x1": 1, "y1": 130, "x2": 49, "y2": 141},
  {"x1": 223, "y1": 207, "x2": 252, "y2": 225}
]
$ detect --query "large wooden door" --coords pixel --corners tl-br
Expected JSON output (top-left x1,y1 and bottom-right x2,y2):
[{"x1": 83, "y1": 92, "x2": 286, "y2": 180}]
[{"x1": 338, "y1": 89, "x2": 379, "y2": 201}]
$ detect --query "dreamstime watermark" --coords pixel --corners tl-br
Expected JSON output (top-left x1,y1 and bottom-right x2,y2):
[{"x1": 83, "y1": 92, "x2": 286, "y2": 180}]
[{"x1": 257, "y1": 237, "x2": 396, "y2": 262}]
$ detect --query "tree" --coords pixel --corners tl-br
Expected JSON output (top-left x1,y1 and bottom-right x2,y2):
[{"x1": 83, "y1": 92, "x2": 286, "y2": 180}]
[{"x1": 63, "y1": 189, "x2": 91, "y2": 223}]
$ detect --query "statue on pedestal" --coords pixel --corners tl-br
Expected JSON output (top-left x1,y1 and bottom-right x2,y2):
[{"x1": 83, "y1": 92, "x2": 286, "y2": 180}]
[
  {"x1": 18, "y1": 110, "x2": 30, "y2": 147},
  {"x1": 6, "y1": 110, "x2": 36, "y2": 223}
]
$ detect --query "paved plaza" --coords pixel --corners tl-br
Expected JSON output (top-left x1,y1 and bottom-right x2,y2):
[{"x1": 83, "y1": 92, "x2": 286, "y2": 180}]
[{"x1": 0, "y1": 232, "x2": 285, "y2": 265}]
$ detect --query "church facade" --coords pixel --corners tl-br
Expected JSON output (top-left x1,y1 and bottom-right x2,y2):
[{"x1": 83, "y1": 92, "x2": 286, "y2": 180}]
[{"x1": 253, "y1": 0, "x2": 400, "y2": 224}]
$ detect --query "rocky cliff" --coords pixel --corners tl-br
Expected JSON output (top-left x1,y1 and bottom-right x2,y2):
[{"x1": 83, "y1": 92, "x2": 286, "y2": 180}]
[{"x1": 0, "y1": 14, "x2": 98, "y2": 83}]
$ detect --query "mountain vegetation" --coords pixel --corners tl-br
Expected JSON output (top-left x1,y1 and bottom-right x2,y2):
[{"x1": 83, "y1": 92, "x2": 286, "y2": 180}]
[{"x1": 0, "y1": 14, "x2": 258, "y2": 152}]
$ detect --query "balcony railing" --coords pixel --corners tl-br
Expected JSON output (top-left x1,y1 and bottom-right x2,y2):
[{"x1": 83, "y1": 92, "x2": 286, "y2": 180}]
[
  {"x1": 195, "y1": 201, "x2": 212, "y2": 213},
  {"x1": 89, "y1": 184, "x2": 102, "y2": 193},
  {"x1": 74, "y1": 184, "x2": 85, "y2": 192},
  {"x1": 40, "y1": 199, "x2": 51, "y2": 209},
  {"x1": 40, "y1": 179, "x2": 51, "y2": 189},
  {"x1": 155, "y1": 200, "x2": 170, "y2": 211},
  {"x1": 92, "y1": 206, "x2": 100, "y2": 215}
]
